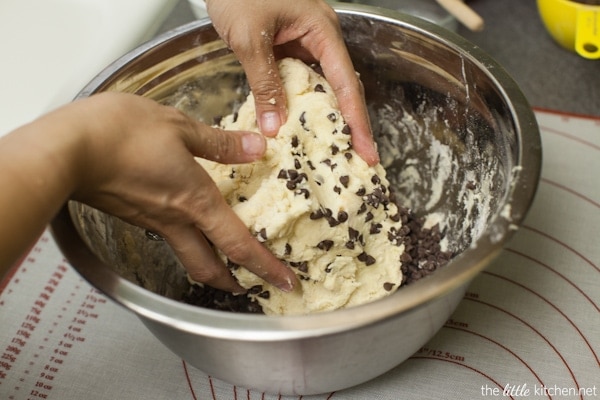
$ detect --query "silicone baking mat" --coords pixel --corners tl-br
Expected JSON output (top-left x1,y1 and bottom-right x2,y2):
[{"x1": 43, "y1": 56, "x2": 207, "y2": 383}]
[{"x1": 1, "y1": 109, "x2": 598, "y2": 399}]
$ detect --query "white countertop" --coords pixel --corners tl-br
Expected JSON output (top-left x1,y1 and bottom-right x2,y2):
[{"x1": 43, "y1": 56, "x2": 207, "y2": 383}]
[{"x1": 0, "y1": 0, "x2": 178, "y2": 137}]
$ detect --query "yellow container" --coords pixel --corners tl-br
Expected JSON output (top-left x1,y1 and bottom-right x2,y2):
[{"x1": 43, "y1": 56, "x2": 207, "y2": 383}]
[{"x1": 537, "y1": 0, "x2": 600, "y2": 59}]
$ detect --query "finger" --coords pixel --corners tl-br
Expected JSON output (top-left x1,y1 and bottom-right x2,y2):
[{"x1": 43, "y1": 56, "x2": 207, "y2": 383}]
[
  {"x1": 181, "y1": 120, "x2": 267, "y2": 164},
  {"x1": 232, "y1": 34, "x2": 288, "y2": 137},
  {"x1": 164, "y1": 223, "x2": 247, "y2": 293},
  {"x1": 193, "y1": 183, "x2": 297, "y2": 292},
  {"x1": 315, "y1": 31, "x2": 380, "y2": 166}
]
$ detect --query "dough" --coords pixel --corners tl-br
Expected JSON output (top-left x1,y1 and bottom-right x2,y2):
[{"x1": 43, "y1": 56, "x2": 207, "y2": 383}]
[{"x1": 197, "y1": 58, "x2": 405, "y2": 315}]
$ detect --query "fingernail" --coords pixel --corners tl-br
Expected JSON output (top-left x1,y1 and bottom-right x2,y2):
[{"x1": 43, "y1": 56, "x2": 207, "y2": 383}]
[
  {"x1": 277, "y1": 275, "x2": 295, "y2": 293},
  {"x1": 241, "y1": 132, "x2": 266, "y2": 157},
  {"x1": 259, "y1": 111, "x2": 281, "y2": 136}
]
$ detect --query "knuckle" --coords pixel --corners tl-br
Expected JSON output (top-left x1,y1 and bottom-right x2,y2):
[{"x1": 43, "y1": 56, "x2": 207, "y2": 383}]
[{"x1": 220, "y1": 240, "x2": 255, "y2": 267}]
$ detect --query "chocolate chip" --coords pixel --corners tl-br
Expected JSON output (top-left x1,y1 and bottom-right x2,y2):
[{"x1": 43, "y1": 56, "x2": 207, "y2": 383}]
[
  {"x1": 317, "y1": 240, "x2": 334, "y2": 251},
  {"x1": 337, "y1": 211, "x2": 348, "y2": 223},
  {"x1": 238, "y1": 196, "x2": 247, "y2": 202},
  {"x1": 277, "y1": 169, "x2": 288, "y2": 179},
  {"x1": 307, "y1": 160, "x2": 316, "y2": 170},
  {"x1": 290, "y1": 261, "x2": 308, "y2": 273},
  {"x1": 296, "y1": 188, "x2": 310, "y2": 199},
  {"x1": 339, "y1": 175, "x2": 350, "y2": 188},
  {"x1": 341, "y1": 124, "x2": 351, "y2": 135},
  {"x1": 285, "y1": 243, "x2": 292, "y2": 256},
  {"x1": 333, "y1": 186, "x2": 342, "y2": 195},
  {"x1": 370, "y1": 223, "x2": 382, "y2": 234},
  {"x1": 371, "y1": 175, "x2": 381, "y2": 185},
  {"x1": 356, "y1": 187, "x2": 366, "y2": 196},
  {"x1": 344, "y1": 152, "x2": 353, "y2": 160},
  {"x1": 258, "y1": 228, "x2": 268, "y2": 242},
  {"x1": 365, "y1": 211, "x2": 374, "y2": 222},
  {"x1": 258, "y1": 291, "x2": 270, "y2": 299},
  {"x1": 299, "y1": 112, "x2": 306, "y2": 125},
  {"x1": 310, "y1": 209, "x2": 324, "y2": 219},
  {"x1": 248, "y1": 285, "x2": 263, "y2": 295},
  {"x1": 327, "y1": 113, "x2": 337, "y2": 122},
  {"x1": 294, "y1": 159, "x2": 301, "y2": 169},
  {"x1": 314, "y1": 84, "x2": 326, "y2": 93},
  {"x1": 383, "y1": 282, "x2": 395, "y2": 291},
  {"x1": 345, "y1": 241, "x2": 355, "y2": 249},
  {"x1": 291, "y1": 135, "x2": 299, "y2": 148},
  {"x1": 331, "y1": 144, "x2": 339, "y2": 155},
  {"x1": 358, "y1": 252, "x2": 376, "y2": 265},
  {"x1": 357, "y1": 203, "x2": 367, "y2": 215},
  {"x1": 466, "y1": 181, "x2": 477, "y2": 190},
  {"x1": 286, "y1": 181, "x2": 297, "y2": 190}
]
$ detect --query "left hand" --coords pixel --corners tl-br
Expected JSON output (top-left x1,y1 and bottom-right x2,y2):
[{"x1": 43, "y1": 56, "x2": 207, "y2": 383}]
[{"x1": 206, "y1": 0, "x2": 380, "y2": 166}]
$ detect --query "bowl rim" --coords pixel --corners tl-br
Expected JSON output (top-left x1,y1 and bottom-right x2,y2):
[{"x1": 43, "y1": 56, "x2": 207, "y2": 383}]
[{"x1": 50, "y1": 3, "x2": 542, "y2": 341}]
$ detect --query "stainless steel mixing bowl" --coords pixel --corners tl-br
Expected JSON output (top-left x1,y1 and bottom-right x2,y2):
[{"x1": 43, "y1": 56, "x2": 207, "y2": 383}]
[{"x1": 50, "y1": 4, "x2": 541, "y2": 396}]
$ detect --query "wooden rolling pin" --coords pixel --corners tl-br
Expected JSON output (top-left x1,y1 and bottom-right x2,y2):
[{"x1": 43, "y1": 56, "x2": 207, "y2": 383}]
[{"x1": 436, "y1": 0, "x2": 485, "y2": 31}]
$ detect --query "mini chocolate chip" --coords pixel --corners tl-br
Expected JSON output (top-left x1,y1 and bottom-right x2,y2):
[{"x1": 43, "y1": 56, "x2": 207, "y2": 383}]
[
  {"x1": 291, "y1": 135, "x2": 299, "y2": 148},
  {"x1": 285, "y1": 243, "x2": 292, "y2": 256},
  {"x1": 339, "y1": 175, "x2": 350, "y2": 188},
  {"x1": 341, "y1": 124, "x2": 351, "y2": 135},
  {"x1": 238, "y1": 196, "x2": 247, "y2": 202},
  {"x1": 286, "y1": 181, "x2": 297, "y2": 190},
  {"x1": 327, "y1": 216, "x2": 340, "y2": 227},
  {"x1": 334, "y1": 186, "x2": 342, "y2": 195},
  {"x1": 357, "y1": 203, "x2": 367, "y2": 215},
  {"x1": 290, "y1": 261, "x2": 308, "y2": 273},
  {"x1": 307, "y1": 160, "x2": 316, "y2": 170},
  {"x1": 331, "y1": 144, "x2": 339, "y2": 155},
  {"x1": 348, "y1": 227, "x2": 359, "y2": 241},
  {"x1": 327, "y1": 113, "x2": 337, "y2": 122},
  {"x1": 325, "y1": 263, "x2": 333, "y2": 273},
  {"x1": 277, "y1": 169, "x2": 288, "y2": 179},
  {"x1": 365, "y1": 211, "x2": 374, "y2": 222},
  {"x1": 356, "y1": 187, "x2": 366, "y2": 196},
  {"x1": 345, "y1": 241, "x2": 355, "y2": 249},
  {"x1": 314, "y1": 84, "x2": 326, "y2": 93},
  {"x1": 258, "y1": 228, "x2": 268, "y2": 242},
  {"x1": 287, "y1": 169, "x2": 299, "y2": 180},
  {"x1": 248, "y1": 285, "x2": 263, "y2": 294},
  {"x1": 337, "y1": 211, "x2": 348, "y2": 223},
  {"x1": 357, "y1": 252, "x2": 376, "y2": 265},
  {"x1": 344, "y1": 152, "x2": 353, "y2": 160},
  {"x1": 229, "y1": 169, "x2": 236, "y2": 179},
  {"x1": 371, "y1": 175, "x2": 381, "y2": 185},
  {"x1": 294, "y1": 159, "x2": 301, "y2": 169},
  {"x1": 258, "y1": 291, "x2": 270, "y2": 299},
  {"x1": 317, "y1": 240, "x2": 334, "y2": 251},
  {"x1": 310, "y1": 209, "x2": 324, "y2": 219},
  {"x1": 466, "y1": 181, "x2": 477, "y2": 190},
  {"x1": 370, "y1": 223, "x2": 382, "y2": 234},
  {"x1": 299, "y1": 112, "x2": 307, "y2": 125},
  {"x1": 383, "y1": 282, "x2": 395, "y2": 291},
  {"x1": 296, "y1": 188, "x2": 310, "y2": 199}
]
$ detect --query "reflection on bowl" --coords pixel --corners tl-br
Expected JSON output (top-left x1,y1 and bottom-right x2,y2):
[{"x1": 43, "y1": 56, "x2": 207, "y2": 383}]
[{"x1": 51, "y1": 4, "x2": 541, "y2": 396}]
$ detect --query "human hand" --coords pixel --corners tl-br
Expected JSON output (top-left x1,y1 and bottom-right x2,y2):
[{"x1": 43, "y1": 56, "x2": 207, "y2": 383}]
[
  {"x1": 71, "y1": 93, "x2": 296, "y2": 293},
  {"x1": 206, "y1": 0, "x2": 380, "y2": 166}
]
